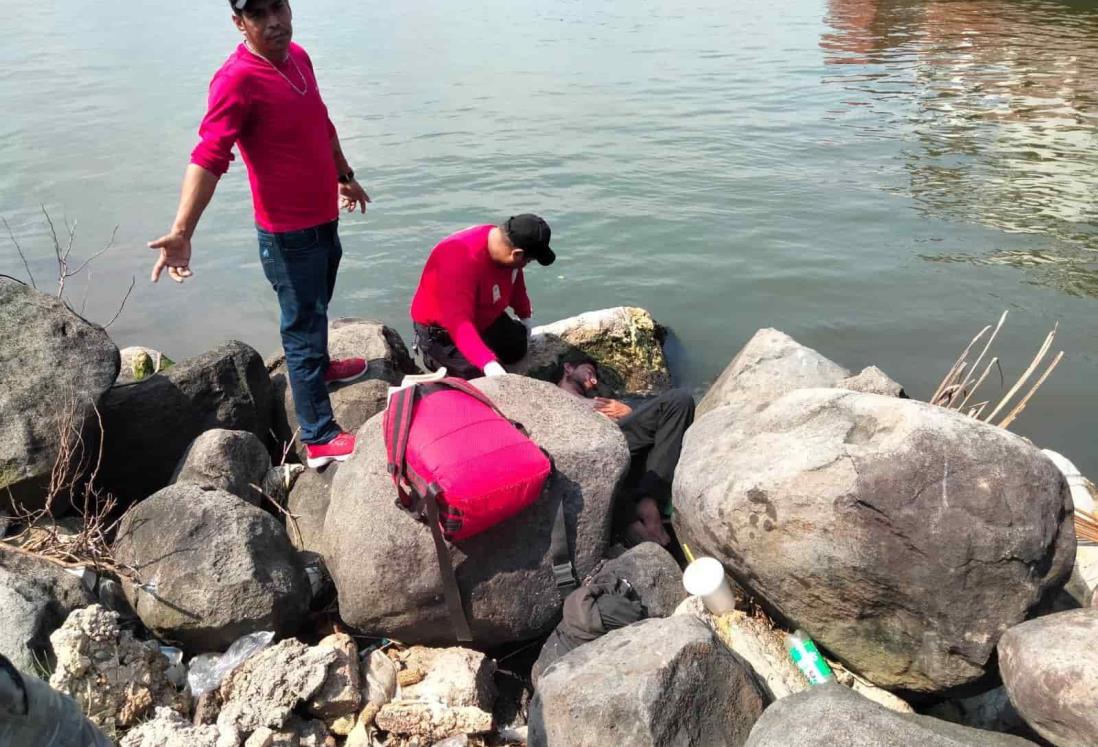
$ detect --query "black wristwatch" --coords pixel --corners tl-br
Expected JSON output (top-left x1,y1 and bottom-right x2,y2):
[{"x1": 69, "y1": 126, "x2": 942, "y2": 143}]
[{"x1": 338, "y1": 169, "x2": 355, "y2": 185}]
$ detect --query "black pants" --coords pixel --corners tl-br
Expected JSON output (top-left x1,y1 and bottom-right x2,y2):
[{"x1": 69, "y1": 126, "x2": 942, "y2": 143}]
[
  {"x1": 415, "y1": 313, "x2": 528, "y2": 380},
  {"x1": 618, "y1": 388, "x2": 696, "y2": 516}
]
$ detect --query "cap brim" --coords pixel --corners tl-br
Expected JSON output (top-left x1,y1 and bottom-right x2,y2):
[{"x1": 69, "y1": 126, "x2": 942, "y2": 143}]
[{"x1": 535, "y1": 246, "x2": 556, "y2": 266}]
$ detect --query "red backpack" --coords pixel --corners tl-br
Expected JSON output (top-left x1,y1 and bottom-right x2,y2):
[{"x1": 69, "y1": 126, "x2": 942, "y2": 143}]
[{"x1": 384, "y1": 377, "x2": 577, "y2": 640}]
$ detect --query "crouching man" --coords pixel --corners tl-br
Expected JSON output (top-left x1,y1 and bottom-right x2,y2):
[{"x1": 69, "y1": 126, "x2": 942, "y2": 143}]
[
  {"x1": 556, "y1": 352, "x2": 695, "y2": 547},
  {"x1": 410, "y1": 215, "x2": 556, "y2": 379}
]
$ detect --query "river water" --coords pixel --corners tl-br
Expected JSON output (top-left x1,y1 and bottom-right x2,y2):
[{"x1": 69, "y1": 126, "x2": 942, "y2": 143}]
[{"x1": 2, "y1": 0, "x2": 1096, "y2": 474}]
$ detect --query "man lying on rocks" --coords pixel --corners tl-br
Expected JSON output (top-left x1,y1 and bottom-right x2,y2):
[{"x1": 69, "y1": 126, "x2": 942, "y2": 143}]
[{"x1": 555, "y1": 351, "x2": 695, "y2": 547}]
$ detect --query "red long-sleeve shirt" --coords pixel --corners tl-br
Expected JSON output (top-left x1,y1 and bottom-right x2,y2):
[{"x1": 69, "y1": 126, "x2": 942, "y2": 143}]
[
  {"x1": 410, "y1": 225, "x2": 533, "y2": 370},
  {"x1": 190, "y1": 43, "x2": 339, "y2": 233}
]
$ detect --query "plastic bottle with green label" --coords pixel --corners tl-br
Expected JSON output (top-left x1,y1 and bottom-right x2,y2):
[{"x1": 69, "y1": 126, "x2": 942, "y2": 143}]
[{"x1": 786, "y1": 629, "x2": 835, "y2": 685}]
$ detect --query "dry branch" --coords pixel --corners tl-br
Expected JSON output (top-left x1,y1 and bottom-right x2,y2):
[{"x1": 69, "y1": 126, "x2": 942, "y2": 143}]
[
  {"x1": 932, "y1": 312, "x2": 1063, "y2": 431},
  {"x1": 3, "y1": 396, "x2": 134, "y2": 582},
  {"x1": 984, "y1": 324, "x2": 1057, "y2": 424},
  {"x1": 3, "y1": 216, "x2": 36, "y2": 289}
]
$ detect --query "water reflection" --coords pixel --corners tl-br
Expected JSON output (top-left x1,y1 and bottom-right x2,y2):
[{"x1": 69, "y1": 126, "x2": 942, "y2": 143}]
[{"x1": 822, "y1": 0, "x2": 1098, "y2": 297}]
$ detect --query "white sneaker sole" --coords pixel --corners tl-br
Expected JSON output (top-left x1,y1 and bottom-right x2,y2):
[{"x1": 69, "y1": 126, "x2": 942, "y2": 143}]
[{"x1": 306, "y1": 451, "x2": 354, "y2": 469}]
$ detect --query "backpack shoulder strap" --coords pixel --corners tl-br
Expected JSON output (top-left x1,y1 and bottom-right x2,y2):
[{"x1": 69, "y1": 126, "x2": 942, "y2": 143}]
[
  {"x1": 435, "y1": 377, "x2": 507, "y2": 417},
  {"x1": 541, "y1": 457, "x2": 578, "y2": 598},
  {"x1": 422, "y1": 484, "x2": 474, "y2": 642},
  {"x1": 384, "y1": 385, "x2": 418, "y2": 488},
  {"x1": 550, "y1": 498, "x2": 577, "y2": 597}
]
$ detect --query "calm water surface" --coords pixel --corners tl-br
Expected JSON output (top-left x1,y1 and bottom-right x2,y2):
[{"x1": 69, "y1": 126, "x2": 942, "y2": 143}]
[{"x1": 2, "y1": 0, "x2": 1097, "y2": 473}]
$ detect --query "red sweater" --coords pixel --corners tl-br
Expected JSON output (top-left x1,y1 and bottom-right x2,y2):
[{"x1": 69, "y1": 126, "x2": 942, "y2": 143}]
[
  {"x1": 410, "y1": 225, "x2": 533, "y2": 370},
  {"x1": 190, "y1": 43, "x2": 339, "y2": 233}
]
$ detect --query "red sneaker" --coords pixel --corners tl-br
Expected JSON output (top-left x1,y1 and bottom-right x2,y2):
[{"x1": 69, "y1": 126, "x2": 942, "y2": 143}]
[
  {"x1": 324, "y1": 357, "x2": 368, "y2": 385},
  {"x1": 305, "y1": 432, "x2": 356, "y2": 469}
]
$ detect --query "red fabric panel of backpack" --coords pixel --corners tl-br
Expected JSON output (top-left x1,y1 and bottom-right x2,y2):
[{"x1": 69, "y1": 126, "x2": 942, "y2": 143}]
[{"x1": 404, "y1": 387, "x2": 551, "y2": 541}]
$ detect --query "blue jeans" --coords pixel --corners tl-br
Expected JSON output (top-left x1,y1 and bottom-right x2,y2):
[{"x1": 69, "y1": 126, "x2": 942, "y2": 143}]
[{"x1": 258, "y1": 220, "x2": 342, "y2": 445}]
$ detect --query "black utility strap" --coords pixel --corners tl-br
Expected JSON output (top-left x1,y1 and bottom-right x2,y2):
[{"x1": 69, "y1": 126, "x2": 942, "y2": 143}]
[
  {"x1": 423, "y1": 485, "x2": 474, "y2": 642},
  {"x1": 549, "y1": 492, "x2": 578, "y2": 597}
]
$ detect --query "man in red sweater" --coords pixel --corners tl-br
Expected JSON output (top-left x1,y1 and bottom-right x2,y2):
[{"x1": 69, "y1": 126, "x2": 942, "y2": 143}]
[
  {"x1": 148, "y1": 0, "x2": 371, "y2": 468},
  {"x1": 411, "y1": 215, "x2": 556, "y2": 379}
]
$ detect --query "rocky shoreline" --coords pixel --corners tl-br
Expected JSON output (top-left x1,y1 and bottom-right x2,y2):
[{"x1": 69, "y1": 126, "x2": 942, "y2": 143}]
[{"x1": 1, "y1": 275, "x2": 1097, "y2": 746}]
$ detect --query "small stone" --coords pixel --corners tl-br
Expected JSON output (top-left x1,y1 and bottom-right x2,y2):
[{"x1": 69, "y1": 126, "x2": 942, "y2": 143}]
[
  {"x1": 398, "y1": 668, "x2": 426, "y2": 687},
  {"x1": 49, "y1": 605, "x2": 189, "y2": 739},
  {"x1": 244, "y1": 727, "x2": 276, "y2": 747},
  {"x1": 306, "y1": 632, "x2": 362, "y2": 722},
  {"x1": 217, "y1": 639, "x2": 337, "y2": 735},
  {"x1": 120, "y1": 707, "x2": 231, "y2": 747},
  {"x1": 839, "y1": 365, "x2": 906, "y2": 398},
  {"x1": 375, "y1": 702, "x2": 494, "y2": 741}
]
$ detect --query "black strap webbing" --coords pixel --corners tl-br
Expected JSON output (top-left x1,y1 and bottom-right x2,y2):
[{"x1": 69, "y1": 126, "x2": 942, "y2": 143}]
[
  {"x1": 548, "y1": 483, "x2": 578, "y2": 598},
  {"x1": 423, "y1": 484, "x2": 474, "y2": 642}
]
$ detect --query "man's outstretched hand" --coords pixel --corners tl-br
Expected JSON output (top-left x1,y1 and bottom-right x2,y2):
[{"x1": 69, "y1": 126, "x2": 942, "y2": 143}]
[
  {"x1": 339, "y1": 180, "x2": 371, "y2": 214},
  {"x1": 148, "y1": 230, "x2": 194, "y2": 283},
  {"x1": 594, "y1": 397, "x2": 632, "y2": 421}
]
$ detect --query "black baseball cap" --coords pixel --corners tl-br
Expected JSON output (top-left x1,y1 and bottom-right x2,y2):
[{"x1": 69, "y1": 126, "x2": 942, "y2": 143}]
[{"x1": 502, "y1": 214, "x2": 555, "y2": 266}]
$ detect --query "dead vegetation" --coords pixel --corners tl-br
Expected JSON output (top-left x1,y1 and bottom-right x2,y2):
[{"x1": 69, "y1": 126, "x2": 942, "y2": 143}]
[
  {"x1": 3, "y1": 206, "x2": 133, "y2": 327},
  {"x1": 3, "y1": 393, "x2": 136, "y2": 582},
  {"x1": 931, "y1": 310, "x2": 1064, "y2": 430}
]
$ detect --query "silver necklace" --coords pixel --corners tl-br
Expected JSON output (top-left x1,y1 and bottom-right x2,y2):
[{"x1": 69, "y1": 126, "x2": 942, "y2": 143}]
[{"x1": 245, "y1": 41, "x2": 308, "y2": 96}]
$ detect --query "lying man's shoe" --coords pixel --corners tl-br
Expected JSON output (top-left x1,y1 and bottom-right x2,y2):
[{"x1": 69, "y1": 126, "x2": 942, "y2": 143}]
[
  {"x1": 306, "y1": 431, "x2": 356, "y2": 468},
  {"x1": 324, "y1": 357, "x2": 368, "y2": 385}
]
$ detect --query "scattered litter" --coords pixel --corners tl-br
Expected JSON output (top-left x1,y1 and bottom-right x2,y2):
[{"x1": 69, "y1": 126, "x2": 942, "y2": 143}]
[
  {"x1": 786, "y1": 629, "x2": 835, "y2": 686},
  {"x1": 187, "y1": 630, "x2": 275, "y2": 697},
  {"x1": 159, "y1": 646, "x2": 186, "y2": 688}
]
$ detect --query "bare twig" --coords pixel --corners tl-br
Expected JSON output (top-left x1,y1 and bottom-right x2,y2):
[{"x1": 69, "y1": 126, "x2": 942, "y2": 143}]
[
  {"x1": 931, "y1": 324, "x2": 990, "y2": 404},
  {"x1": 251, "y1": 482, "x2": 303, "y2": 547},
  {"x1": 3, "y1": 217, "x2": 36, "y2": 289},
  {"x1": 997, "y1": 351, "x2": 1064, "y2": 430},
  {"x1": 103, "y1": 276, "x2": 135, "y2": 329},
  {"x1": 952, "y1": 311, "x2": 1007, "y2": 408},
  {"x1": 933, "y1": 313, "x2": 1064, "y2": 432},
  {"x1": 69, "y1": 226, "x2": 118, "y2": 277},
  {"x1": 957, "y1": 356, "x2": 999, "y2": 410},
  {"x1": 984, "y1": 324, "x2": 1057, "y2": 424},
  {"x1": 4, "y1": 397, "x2": 133, "y2": 580},
  {"x1": 1076, "y1": 508, "x2": 1098, "y2": 544}
]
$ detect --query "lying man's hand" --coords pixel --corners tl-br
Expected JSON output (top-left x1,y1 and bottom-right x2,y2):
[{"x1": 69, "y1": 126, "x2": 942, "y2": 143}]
[{"x1": 594, "y1": 397, "x2": 632, "y2": 421}]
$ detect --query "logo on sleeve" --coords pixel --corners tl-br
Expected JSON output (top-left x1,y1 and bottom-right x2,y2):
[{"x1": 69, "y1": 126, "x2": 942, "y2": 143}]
[{"x1": 492, "y1": 284, "x2": 501, "y2": 303}]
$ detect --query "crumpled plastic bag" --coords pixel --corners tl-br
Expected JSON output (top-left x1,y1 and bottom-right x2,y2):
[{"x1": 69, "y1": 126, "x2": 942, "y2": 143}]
[
  {"x1": 363, "y1": 648, "x2": 399, "y2": 706},
  {"x1": 187, "y1": 630, "x2": 275, "y2": 697}
]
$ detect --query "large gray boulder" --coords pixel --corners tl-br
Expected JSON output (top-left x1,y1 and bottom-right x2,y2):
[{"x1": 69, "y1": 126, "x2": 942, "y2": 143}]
[
  {"x1": 599, "y1": 542, "x2": 685, "y2": 618},
  {"x1": 509, "y1": 307, "x2": 670, "y2": 396},
  {"x1": 100, "y1": 340, "x2": 273, "y2": 503},
  {"x1": 744, "y1": 684, "x2": 1035, "y2": 746},
  {"x1": 0, "y1": 545, "x2": 94, "y2": 672},
  {"x1": 998, "y1": 608, "x2": 1098, "y2": 747},
  {"x1": 673, "y1": 388, "x2": 1075, "y2": 693},
  {"x1": 270, "y1": 319, "x2": 419, "y2": 462},
  {"x1": 286, "y1": 465, "x2": 338, "y2": 555},
  {"x1": 696, "y1": 328, "x2": 850, "y2": 418},
  {"x1": 0, "y1": 279, "x2": 120, "y2": 512},
  {"x1": 323, "y1": 375, "x2": 630, "y2": 645},
  {"x1": 530, "y1": 615, "x2": 768, "y2": 747},
  {"x1": 171, "y1": 428, "x2": 272, "y2": 505},
  {"x1": 113, "y1": 484, "x2": 309, "y2": 653}
]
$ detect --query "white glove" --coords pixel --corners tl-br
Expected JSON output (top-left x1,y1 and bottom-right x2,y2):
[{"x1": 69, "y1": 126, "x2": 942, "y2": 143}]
[
  {"x1": 483, "y1": 361, "x2": 507, "y2": 377},
  {"x1": 521, "y1": 316, "x2": 535, "y2": 333}
]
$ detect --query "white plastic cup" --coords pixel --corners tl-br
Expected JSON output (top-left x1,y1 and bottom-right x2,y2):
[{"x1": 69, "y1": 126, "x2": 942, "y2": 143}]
[{"x1": 682, "y1": 557, "x2": 737, "y2": 615}]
